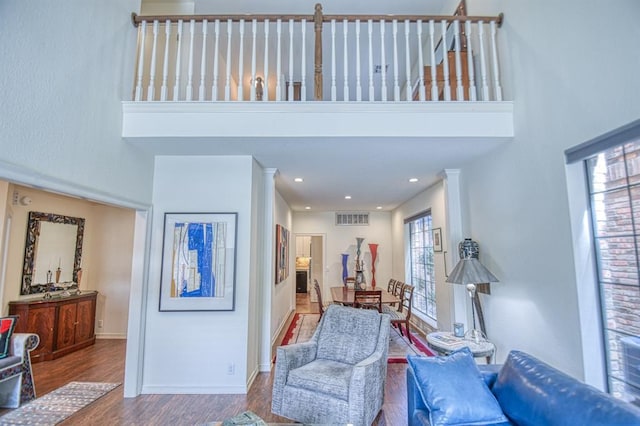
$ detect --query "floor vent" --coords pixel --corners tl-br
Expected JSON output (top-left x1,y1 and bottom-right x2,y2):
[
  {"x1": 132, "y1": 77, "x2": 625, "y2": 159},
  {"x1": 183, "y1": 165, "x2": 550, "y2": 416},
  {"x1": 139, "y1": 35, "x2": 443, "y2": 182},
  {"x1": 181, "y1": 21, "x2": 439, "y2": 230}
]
[{"x1": 335, "y1": 212, "x2": 369, "y2": 226}]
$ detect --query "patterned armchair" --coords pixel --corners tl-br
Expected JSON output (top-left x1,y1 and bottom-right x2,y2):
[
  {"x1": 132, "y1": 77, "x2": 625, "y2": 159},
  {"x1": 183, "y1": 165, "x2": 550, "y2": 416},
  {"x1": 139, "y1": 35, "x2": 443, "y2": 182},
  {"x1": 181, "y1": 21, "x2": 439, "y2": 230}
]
[
  {"x1": 0, "y1": 333, "x2": 39, "y2": 408},
  {"x1": 272, "y1": 304, "x2": 390, "y2": 426}
]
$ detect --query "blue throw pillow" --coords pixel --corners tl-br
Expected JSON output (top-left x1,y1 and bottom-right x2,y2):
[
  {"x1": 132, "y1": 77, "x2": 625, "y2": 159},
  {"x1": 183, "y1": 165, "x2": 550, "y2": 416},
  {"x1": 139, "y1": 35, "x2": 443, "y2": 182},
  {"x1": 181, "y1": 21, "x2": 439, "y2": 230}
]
[{"x1": 407, "y1": 348, "x2": 508, "y2": 426}]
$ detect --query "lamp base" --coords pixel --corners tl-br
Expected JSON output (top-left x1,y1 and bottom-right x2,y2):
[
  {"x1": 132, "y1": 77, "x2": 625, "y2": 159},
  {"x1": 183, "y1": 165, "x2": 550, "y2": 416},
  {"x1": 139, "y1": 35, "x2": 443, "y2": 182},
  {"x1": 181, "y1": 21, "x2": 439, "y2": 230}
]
[{"x1": 465, "y1": 328, "x2": 486, "y2": 344}]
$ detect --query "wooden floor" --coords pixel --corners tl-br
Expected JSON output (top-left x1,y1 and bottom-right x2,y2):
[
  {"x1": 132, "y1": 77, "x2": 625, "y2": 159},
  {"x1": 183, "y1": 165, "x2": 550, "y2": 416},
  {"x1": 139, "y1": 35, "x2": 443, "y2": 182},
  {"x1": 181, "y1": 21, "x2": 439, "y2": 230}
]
[{"x1": 2, "y1": 294, "x2": 410, "y2": 425}]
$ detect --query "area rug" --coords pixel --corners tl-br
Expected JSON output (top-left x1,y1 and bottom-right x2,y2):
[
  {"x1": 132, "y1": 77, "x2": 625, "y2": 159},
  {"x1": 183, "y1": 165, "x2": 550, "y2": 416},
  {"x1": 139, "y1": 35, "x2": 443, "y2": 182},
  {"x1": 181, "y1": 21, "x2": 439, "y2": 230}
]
[
  {"x1": 281, "y1": 313, "x2": 434, "y2": 363},
  {"x1": 0, "y1": 381, "x2": 121, "y2": 426}
]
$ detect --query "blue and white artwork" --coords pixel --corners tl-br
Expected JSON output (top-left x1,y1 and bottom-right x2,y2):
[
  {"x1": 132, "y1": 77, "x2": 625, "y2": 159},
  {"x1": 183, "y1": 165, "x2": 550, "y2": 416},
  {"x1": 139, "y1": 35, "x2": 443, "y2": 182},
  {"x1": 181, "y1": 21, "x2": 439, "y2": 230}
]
[{"x1": 160, "y1": 212, "x2": 237, "y2": 311}]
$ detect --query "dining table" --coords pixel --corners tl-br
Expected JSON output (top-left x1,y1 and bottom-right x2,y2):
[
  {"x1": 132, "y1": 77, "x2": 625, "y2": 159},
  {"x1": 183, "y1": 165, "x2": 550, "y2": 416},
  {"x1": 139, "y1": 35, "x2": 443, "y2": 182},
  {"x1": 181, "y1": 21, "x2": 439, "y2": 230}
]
[{"x1": 330, "y1": 286, "x2": 399, "y2": 306}]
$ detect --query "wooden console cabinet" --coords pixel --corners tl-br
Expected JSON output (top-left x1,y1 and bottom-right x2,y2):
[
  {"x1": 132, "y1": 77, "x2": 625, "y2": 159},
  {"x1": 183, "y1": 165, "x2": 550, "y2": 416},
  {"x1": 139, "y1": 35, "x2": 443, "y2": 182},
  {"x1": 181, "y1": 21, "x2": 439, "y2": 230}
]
[{"x1": 9, "y1": 291, "x2": 97, "y2": 363}]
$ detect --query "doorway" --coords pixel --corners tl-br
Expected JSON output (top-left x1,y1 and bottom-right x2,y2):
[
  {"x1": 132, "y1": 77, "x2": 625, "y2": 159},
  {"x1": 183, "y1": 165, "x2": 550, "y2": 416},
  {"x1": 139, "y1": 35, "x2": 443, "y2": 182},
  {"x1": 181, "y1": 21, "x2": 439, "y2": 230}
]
[{"x1": 294, "y1": 234, "x2": 324, "y2": 309}]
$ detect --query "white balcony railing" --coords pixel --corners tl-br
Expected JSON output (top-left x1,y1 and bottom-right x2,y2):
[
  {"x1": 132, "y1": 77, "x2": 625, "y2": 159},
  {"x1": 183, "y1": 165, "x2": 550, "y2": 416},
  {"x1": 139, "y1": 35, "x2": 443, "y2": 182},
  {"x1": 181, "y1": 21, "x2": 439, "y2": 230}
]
[{"x1": 131, "y1": 4, "x2": 503, "y2": 103}]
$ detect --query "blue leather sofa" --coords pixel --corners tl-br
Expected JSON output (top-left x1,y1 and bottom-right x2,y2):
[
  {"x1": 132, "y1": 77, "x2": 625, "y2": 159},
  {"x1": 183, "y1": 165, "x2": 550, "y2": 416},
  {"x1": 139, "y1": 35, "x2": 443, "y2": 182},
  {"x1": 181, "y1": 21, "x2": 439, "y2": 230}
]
[{"x1": 408, "y1": 349, "x2": 640, "y2": 426}]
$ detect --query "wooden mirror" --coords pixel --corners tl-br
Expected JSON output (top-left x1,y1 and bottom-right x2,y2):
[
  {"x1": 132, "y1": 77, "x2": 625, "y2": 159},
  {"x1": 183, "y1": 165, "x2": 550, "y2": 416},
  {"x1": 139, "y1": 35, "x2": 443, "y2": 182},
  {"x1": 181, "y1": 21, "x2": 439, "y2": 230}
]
[{"x1": 20, "y1": 212, "x2": 85, "y2": 295}]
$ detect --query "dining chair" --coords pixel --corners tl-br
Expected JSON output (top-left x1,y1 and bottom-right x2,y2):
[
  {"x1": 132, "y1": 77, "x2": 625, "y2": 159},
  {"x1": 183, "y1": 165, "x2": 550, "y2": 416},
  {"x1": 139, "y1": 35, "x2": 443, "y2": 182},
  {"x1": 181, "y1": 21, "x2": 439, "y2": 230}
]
[
  {"x1": 387, "y1": 279, "x2": 398, "y2": 306},
  {"x1": 383, "y1": 283, "x2": 415, "y2": 343},
  {"x1": 345, "y1": 277, "x2": 356, "y2": 288},
  {"x1": 392, "y1": 280, "x2": 404, "y2": 299},
  {"x1": 313, "y1": 279, "x2": 332, "y2": 320},
  {"x1": 354, "y1": 289, "x2": 383, "y2": 313}
]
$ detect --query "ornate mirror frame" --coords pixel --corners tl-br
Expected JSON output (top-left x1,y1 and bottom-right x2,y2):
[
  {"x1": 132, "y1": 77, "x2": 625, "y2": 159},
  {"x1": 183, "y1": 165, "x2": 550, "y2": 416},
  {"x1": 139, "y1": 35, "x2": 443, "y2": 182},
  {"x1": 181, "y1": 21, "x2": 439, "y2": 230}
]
[{"x1": 21, "y1": 211, "x2": 85, "y2": 295}]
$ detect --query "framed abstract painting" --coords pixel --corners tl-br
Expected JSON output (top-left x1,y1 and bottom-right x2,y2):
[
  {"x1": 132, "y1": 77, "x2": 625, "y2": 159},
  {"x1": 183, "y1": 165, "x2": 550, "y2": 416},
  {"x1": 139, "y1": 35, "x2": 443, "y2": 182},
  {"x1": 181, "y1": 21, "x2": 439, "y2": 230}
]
[
  {"x1": 159, "y1": 212, "x2": 237, "y2": 311},
  {"x1": 275, "y1": 224, "x2": 290, "y2": 284}
]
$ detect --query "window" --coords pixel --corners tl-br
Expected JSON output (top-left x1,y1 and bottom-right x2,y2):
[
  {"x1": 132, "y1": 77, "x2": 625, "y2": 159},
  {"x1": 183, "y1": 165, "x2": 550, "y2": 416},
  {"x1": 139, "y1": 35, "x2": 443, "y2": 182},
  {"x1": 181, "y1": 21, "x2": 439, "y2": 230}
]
[
  {"x1": 586, "y1": 140, "x2": 640, "y2": 405},
  {"x1": 407, "y1": 212, "x2": 436, "y2": 320}
]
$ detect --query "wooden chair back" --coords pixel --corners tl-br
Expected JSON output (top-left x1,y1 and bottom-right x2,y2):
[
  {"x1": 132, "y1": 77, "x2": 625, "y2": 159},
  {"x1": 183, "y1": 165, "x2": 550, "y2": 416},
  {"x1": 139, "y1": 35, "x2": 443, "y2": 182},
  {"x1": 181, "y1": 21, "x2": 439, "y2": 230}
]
[
  {"x1": 393, "y1": 280, "x2": 404, "y2": 300},
  {"x1": 354, "y1": 289, "x2": 383, "y2": 313},
  {"x1": 345, "y1": 277, "x2": 356, "y2": 288},
  {"x1": 314, "y1": 279, "x2": 325, "y2": 318},
  {"x1": 399, "y1": 284, "x2": 414, "y2": 318},
  {"x1": 387, "y1": 278, "x2": 396, "y2": 293}
]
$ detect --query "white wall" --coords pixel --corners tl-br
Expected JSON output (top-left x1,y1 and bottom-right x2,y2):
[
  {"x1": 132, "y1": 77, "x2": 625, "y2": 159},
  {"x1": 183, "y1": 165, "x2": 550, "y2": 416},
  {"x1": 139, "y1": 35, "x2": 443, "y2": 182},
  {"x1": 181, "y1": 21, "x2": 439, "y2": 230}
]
[
  {"x1": 455, "y1": 0, "x2": 640, "y2": 379},
  {"x1": 144, "y1": 155, "x2": 258, "y2": 394},
  {"x1": 391, "y1": 180, "x2": 449, "y2": 330},
  {"x1": 0, "y1": 184, "x2": 134, "y2": 337},
  {"x1": 293, "y1": 211, "x2": 392, "y2": 296},
  {"x1": 0, "y1": 0, "x2": 154, "y2": 206},
  {"x1": 272, "y1": 191, "x2": 294, "y2": 341},
  {"x1": 90, "y1": 204, "x2": 135, "y2": 338}
]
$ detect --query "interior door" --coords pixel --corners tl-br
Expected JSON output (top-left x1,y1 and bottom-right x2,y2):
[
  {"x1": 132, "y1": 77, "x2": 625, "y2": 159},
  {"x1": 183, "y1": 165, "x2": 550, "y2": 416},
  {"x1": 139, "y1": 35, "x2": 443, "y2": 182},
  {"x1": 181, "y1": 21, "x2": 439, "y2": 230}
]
[{"x1": 310, "y1": 235, "x2": 324, "y2": 303}]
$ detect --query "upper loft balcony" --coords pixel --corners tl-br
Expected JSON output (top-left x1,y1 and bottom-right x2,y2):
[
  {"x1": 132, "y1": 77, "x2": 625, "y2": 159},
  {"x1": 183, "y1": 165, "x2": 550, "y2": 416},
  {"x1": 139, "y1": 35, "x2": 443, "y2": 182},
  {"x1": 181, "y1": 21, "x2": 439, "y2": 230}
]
[{"x1": 122, "y1": 3, "x2": 512, "y2": 142}]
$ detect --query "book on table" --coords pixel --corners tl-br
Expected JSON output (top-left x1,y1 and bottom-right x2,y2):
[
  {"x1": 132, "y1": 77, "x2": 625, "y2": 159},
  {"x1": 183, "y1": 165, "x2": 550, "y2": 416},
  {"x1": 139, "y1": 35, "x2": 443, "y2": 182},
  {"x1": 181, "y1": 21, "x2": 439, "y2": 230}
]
[{"x1": 431, "y1": 333, "x2": 463, "y2": 346}]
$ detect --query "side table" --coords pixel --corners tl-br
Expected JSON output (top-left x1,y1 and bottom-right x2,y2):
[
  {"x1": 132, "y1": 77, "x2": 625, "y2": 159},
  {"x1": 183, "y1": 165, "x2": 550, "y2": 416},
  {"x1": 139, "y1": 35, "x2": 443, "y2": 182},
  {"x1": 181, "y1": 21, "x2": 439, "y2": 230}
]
[{"x1": 426, "y1": 331, "x2": 495, "y2": 363}]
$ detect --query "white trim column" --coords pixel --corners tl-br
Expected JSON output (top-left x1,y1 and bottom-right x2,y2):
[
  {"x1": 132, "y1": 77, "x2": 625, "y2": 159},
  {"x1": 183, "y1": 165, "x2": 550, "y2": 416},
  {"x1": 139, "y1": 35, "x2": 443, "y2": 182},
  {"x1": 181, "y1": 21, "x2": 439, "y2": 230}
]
[
  {"x1": 260, "y1": 168, "x2": 278, "y2": 371},
  {"x1": 124, "y1": 209, "x2": 151, "y2": 397},
  {"x1": 439, "y1": 169, "x2": 469, "y2": 331}
]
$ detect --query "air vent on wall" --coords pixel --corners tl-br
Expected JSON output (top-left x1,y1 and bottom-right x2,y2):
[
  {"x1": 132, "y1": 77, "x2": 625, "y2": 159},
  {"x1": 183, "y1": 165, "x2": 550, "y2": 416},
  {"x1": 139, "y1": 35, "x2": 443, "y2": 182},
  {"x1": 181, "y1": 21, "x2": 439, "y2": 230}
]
[{"x1": 335, "y1": 212, "x2": 369, "y2": 226}]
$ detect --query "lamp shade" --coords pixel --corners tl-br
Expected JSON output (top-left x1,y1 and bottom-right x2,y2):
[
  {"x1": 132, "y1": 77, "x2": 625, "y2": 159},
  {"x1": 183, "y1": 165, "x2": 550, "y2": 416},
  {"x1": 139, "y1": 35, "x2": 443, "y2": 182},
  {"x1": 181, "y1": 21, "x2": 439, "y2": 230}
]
[
  {"x1": 445, "y1": 258, "x2": 499, "y2": 285},
  {"x1": 446, "y1": 239, "x2": 499, "y2": 285}
]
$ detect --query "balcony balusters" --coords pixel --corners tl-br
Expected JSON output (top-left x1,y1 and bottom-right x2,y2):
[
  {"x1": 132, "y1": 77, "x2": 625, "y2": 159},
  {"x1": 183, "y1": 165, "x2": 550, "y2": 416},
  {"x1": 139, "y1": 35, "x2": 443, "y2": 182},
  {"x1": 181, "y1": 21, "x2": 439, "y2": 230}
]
[
  {"x1": 380, "y1": 20, "x2": 387, "y2": 101},
  {"x1": 416, "y1": 20, "x2": 425, "y2": 102},
  {"x1": 404, "y1": 20, "x2": 412, "y2": 101},
  {"x1": 160, "y1": 20, "x2": 171, "y2": 101},
  {"x1": 465, "y1": 21, "x2": 477, "y2": 101},
  {"x1": 428, "y1": 20, "x2": 437, "y2": 101},
  {"x1": 276, "y1": 20, "x2": 282, "y2": 101},
  {"x1": 249, "y1": 20, "x2": 256, "y2": 101},
  {"x1": 329, "y1": 20, "x2": 336, "y2": 101},
  {"x1": 490, "y1": 20, "x2": 502, "y2": 101},
  {"x1": 478, "y1": 20, "x2": 489, "y2": 101},
  {"x1": 343, "y1": 19, "x2": 349, "y2": 101},
  {"x1": 301, "y1": 19, "x2": 307, "y2": 101},
  {"x1": 367, "y1": 20, "x2": 374, "y2": 101},
  {"x1": 173, "y1": 20, "x2": 183, "y2": 101},
  {"x1": 441, "y1": 20, "x2": 451, "y2": 101},
  {"x1": 212, "y1": 19, "x2": 220, "y2": 101},
  {"x1": 131, "y1": 6, "x2": 503, "y2": 103},
  {"x1": 186, "y1": 19, "x2": 195, "y2": 101},
  {"x1": 392, "y1": 20, "x2": 399, "y2": 101},
  {"x1": 355, "y1": 20, "x2": 362, "y2": 101},
  {"x1": 147, "y1": 20, "x2": 159, "y2": 101},
  {"x1": 198, "y1": 19, "x2": 208, "y2": 101}
]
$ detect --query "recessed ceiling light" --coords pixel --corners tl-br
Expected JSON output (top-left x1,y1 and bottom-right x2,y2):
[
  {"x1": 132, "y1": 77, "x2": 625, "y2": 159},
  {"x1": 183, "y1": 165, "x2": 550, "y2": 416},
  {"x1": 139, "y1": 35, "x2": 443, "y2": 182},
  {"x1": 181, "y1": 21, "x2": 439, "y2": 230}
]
[
  {"x1": 294, "y1": 177, "x2": 304, "y2": 182},
  {"x1": 409, "y1": 178, "x2": 419, "y2": 183},
  {"x1": 305, "y1": 206, "x2": 311, "y2": 210},
  {"x1": 345, "y1": 195, "x2": 352, "y2": 200},
  {"x1": 376, "y1": 206, "x2": 382, "y2": 210}
]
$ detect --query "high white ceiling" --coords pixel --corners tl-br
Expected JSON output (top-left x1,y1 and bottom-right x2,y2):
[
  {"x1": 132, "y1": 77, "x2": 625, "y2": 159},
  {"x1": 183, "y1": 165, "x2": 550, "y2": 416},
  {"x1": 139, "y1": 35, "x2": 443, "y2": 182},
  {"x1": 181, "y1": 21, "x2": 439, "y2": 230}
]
[{"x1": 136, "y1": 0, "x2": 510, "y2": 213}]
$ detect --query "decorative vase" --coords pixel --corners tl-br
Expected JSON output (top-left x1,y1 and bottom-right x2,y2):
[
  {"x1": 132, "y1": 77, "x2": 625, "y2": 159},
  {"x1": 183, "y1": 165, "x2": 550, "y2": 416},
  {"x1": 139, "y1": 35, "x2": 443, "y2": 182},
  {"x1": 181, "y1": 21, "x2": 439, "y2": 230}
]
[
  {"x1": 368, "y1": 243, "x2": 378, "y2": 288},
  {"x1": 459, "y1": 238, "x2": 480, "y2": 259},
  {"x1": 341, "y1": 254, "x2": 349, "y2": 286},
  {"x1": 55, "y1": 267, "x2": 61, "y2": 284},
  {"x1": 356, "y1": 237, "x2": 364, "y2": 261}
]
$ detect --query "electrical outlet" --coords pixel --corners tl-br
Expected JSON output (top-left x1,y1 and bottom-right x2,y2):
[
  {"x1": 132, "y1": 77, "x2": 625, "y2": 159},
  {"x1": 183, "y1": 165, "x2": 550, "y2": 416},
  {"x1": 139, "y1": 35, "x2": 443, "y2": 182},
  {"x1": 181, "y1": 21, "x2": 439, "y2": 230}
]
[
  {"x1": 98, "y1": 320, "x2": 103, "y2": 328},
  {"x1": 227, "y1": 363, "x2": 235, "y2": 375}
]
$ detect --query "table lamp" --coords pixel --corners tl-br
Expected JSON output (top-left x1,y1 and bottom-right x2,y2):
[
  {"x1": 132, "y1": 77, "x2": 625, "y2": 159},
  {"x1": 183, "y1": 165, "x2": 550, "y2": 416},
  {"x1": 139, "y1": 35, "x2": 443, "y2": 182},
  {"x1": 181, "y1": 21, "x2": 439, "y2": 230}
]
[{"x1": 446, "y1": 239, "x2": 499, "y2": 343}]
